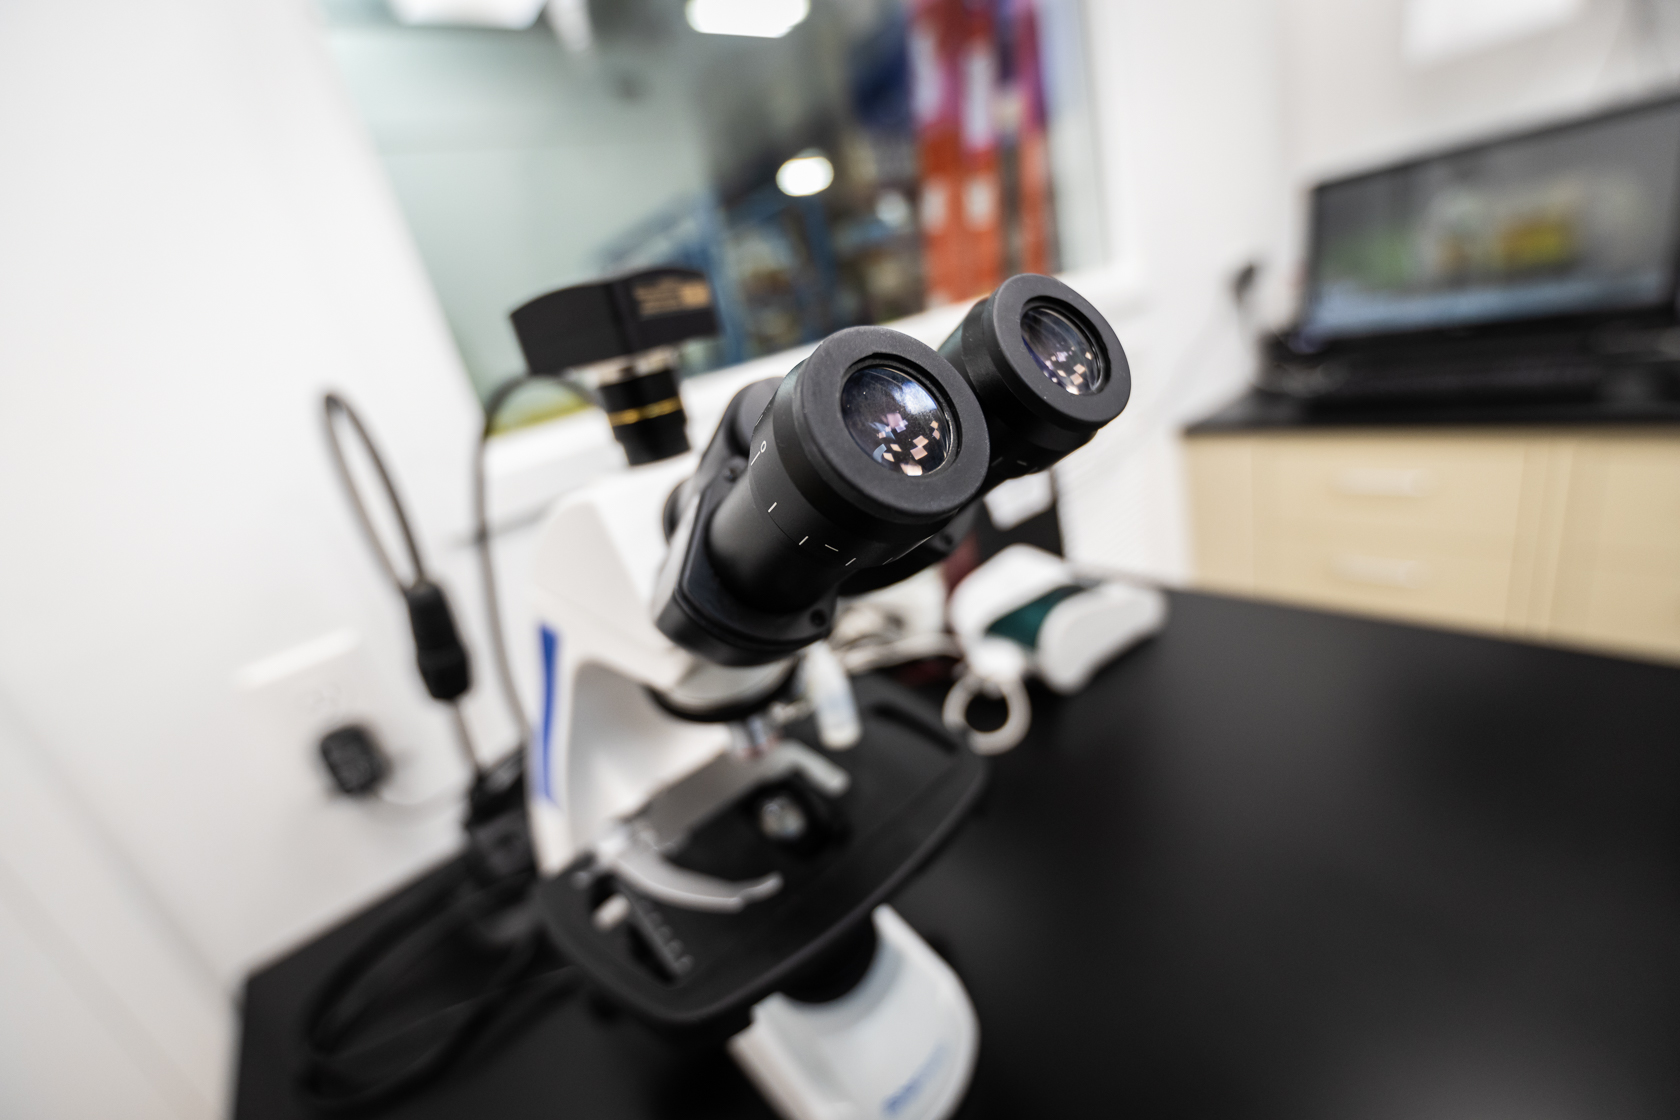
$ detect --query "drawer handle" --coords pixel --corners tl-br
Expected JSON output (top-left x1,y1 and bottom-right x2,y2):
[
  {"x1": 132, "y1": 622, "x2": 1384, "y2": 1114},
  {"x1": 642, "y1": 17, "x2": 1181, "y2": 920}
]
[
  {"x1": 1333, "y1": 467, "x2": 1434, "y2": 497},
  {"x1": 1331, "y1": 553, "x2": 1427, "y2": 589}
]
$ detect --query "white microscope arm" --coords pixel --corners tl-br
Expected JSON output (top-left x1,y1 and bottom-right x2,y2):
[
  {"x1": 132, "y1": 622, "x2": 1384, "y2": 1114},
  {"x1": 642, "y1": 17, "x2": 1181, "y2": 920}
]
[
  {"x1": 524, "y1": 458, "x2": 804, "y2": 883},
  {"x1": 527, "y1": 458, "x2": 715, "y2": 872}
]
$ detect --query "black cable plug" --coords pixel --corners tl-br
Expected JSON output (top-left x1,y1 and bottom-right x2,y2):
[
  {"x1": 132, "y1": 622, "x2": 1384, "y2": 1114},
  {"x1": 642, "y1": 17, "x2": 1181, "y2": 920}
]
[
  {"x1": 464, "y1": 751, "x2": 533, "y2": 885},
  {"x1": 404, "y1": 580, "x2": 471, "y2": 702},
  {"x1": 319, "y1": 725, "x2": 390, "y2": 798}
]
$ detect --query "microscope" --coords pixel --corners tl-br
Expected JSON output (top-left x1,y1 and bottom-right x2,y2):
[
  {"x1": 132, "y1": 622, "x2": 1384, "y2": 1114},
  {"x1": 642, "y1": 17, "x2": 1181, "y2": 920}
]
[{"x1": 513, "y1": 269, "x2": 1129, "y2": 1120}]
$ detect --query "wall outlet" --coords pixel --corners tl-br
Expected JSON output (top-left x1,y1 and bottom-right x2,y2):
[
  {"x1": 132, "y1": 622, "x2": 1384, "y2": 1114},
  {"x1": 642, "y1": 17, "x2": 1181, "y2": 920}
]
[
  {"x1": 235, "y1": 629, "x2": 464, "y2": 807},
  {"x1": 235, "y1": 630, "x2": 391, "y2": 793},
  {"x1": 238, "y1": 628, "x2": 368, "y2": 728}
]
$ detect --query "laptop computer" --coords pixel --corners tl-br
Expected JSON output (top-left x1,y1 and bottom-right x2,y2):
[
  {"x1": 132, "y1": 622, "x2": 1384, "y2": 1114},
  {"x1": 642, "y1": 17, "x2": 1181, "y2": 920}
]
[{"x1": 1264, "y1": 93, "x2": 1680, "y2": 403}]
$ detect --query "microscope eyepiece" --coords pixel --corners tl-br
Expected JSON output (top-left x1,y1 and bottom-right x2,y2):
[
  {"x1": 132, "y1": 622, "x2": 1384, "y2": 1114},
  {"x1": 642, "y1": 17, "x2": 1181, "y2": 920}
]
[
  {"x1": 656, "y1": 279, "x2": 1131, "y2": 664},
  {"x1": 840, "y1": 365, "x2": 956, "y2": 476},
  {"x1": 1020, "y1": 303, "x2": 1106, "y2": 396},
  {"x1": 938, "y1": 273, "x2": 1130, "y2": 486},
  {"x1": 702, "y1": 326, "x2": 987, "y2": 617}
]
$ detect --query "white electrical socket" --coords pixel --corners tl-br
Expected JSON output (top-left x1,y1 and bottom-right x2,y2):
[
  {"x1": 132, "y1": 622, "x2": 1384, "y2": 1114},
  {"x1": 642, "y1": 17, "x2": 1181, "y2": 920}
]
[{"x1": 234, "y1": 629, "x2": 447, "y2": 803}]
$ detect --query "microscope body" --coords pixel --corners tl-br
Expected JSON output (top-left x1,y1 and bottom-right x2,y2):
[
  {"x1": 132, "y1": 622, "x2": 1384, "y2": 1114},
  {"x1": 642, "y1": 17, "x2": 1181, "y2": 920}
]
[
  {"x1": 524, "y1": 455, "x2": 756, "y2": 876},
  {"x1": 525, "y1": 448, "x2": 982, "y2": 1120},
  {"x1": 519, "y1": 274, "x2": 1131, "y2": 1120}
]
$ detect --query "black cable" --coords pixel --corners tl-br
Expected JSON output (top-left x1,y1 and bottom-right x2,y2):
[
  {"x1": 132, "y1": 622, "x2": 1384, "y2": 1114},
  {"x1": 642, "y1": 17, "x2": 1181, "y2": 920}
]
[
  {"x1": 322, "y1": 393, "x2": 482, "y2": 778},
  {"x1": 472, "y1": 376, "x2": 543, "y2": 746},
  {"x1": 298, "y1": 865, "x2": 579, "y2": 1112},
  {"x1": 323, "y1": 393, "x2": 426, "y2": 591},
  {"x1": 307, "y1": 391, "x2": 577, "y2": 1114}
]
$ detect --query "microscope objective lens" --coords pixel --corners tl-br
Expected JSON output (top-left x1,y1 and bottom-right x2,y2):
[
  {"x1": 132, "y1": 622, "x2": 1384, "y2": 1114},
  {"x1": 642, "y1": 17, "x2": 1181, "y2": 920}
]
[
  {"x1": 841, "y1": 365, "x2": 952, "y2": 476},
  {"x1": 757, "y1": 793, "x2": 808, "y2": 842},
  {"x1": 1020, "y1": 305, "x2": 1105, "y2": 395}
]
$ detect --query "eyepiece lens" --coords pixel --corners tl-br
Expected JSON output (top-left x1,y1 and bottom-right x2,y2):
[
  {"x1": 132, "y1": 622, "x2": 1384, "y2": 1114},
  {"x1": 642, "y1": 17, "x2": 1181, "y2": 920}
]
[
  {"x1": 841, "y1": 365, "x2": 953, "y2": 477},
  {"x1": 1021, "y1": 305, "x2": 1105, "y2": 395}
]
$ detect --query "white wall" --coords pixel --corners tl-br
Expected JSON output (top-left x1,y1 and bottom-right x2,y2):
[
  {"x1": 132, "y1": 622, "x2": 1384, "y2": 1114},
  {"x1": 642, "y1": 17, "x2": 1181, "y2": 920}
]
[
  {"x1": 0, "y1": 0, "x2": 522, "y2": 1113},
  {"x1": 0, "y1": 693, "x2": 231, "y2": 1118},
  {"x1": 1049, "y1": 0, "x2": 1292, "y2": 582}
]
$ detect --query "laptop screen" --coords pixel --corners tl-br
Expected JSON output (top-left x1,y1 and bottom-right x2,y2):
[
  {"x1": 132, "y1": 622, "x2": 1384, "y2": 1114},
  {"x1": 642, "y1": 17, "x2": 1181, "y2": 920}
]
[{"x1": 1300, "y1": 99, "x2": 1680, "y2": 343}]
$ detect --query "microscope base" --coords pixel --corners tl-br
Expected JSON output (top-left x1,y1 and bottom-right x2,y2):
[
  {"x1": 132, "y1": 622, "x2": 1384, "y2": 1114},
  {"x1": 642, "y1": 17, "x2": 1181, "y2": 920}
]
[{"x1": 729, "y1": 906, "x2": 977, "y2": 1120}]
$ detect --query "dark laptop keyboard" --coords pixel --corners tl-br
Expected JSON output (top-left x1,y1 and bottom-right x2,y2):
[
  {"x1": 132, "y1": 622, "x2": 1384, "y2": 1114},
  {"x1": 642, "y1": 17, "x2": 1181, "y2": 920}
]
[{"x1": 1322, "y1": 350, "x2": 1611, "y2": 400}]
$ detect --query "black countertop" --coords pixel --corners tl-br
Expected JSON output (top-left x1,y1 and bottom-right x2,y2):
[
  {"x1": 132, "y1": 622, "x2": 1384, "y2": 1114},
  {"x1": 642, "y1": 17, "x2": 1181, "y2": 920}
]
[
  {"x1": 235, "y1": 591, "x2": 1680, "y2": 1119},
  {"x1": 1188, "y1": 388, "x2": 1680, "y2": 433}
]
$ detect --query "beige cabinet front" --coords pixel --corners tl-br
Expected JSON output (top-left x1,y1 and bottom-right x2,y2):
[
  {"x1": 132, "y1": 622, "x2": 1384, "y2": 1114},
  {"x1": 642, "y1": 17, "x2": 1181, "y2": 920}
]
[
  {"x1": 1184, "y1": 427, "x2": 1680, "y2": 663},
  {"x1": 1551, "y1": 437, "x2": 1680, "y2": 660}
]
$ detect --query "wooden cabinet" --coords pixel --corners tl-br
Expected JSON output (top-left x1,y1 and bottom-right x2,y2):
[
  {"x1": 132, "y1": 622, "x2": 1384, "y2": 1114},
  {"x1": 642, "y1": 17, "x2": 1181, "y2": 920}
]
[{"x1": 1184, "y1": 427, "x2": 1680, "y2": 663}]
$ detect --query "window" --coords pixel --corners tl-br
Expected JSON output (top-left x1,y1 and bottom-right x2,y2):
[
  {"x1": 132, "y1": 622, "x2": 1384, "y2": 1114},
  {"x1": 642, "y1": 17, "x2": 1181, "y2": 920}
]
[{"x1": 317, "y1": 0, "x2": 1104, "y2": 424}]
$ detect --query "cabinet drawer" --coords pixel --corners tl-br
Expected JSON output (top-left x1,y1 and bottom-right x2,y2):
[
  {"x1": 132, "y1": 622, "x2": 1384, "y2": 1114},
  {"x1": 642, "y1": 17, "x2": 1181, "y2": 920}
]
[
  {"x1": 1571, "y1": 438, "x2": 1680, "y2": 557},
  {"x1": 1550, "y1": 559, "x2": 1680, "y2": 662},
  {"x1": 1257, "y1": 435, "x2": 1529, "y2": 539},
  {"x1": 1258, "y1": 533, "x2": 1515, "y2": 631},
  {"x1": 1184, "y1": 436, "x2": 1256, "y2": 591}
]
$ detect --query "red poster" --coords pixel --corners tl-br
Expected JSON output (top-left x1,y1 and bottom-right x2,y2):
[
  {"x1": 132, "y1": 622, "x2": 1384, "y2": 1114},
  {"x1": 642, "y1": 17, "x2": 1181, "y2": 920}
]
[
  {"x1": 1009, "y1": 0, "x2": 1054, "y2": 276},
  {"x1": 911, "y1": 0, "x2": 966, "y2": 306},
  {"x1": 958, "y1": 0, "x2": 1004, "y2": 295},
  {"x1": 913, "y1": 0, "x2": 1040, "y2": 304}
]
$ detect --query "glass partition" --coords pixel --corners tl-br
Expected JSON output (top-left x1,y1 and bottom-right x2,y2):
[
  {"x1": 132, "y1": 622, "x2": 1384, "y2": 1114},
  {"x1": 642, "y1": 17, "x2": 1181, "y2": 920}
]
[{"x1": 316, "y1": 0, "x2": 1104, "y2": 424}]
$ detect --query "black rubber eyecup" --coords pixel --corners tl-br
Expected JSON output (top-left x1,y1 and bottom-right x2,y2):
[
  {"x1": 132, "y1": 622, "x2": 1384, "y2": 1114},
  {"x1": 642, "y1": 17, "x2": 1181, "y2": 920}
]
[
  {"x1": 966, "y1": 273, "x2": 1131, "y2": 444},
  {"x1": 769, "y1": 325, "x2": 989, "y2": 532}
]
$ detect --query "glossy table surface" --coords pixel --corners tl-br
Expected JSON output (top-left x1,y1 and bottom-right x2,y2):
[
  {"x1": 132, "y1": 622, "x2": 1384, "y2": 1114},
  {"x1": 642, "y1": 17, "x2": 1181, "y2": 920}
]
[{"x1": 236, "y1": 591, "x2": 1680, "y2": 1119}]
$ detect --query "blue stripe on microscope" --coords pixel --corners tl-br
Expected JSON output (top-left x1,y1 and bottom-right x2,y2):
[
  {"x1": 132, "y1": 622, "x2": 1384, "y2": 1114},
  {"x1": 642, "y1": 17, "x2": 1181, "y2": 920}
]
[
  {"x1": 883, "y1": 1043, "x2": 946, "y2": 1116},
  {"x1": 539, "y1": 625, "x2": 560, "y2": 802}
]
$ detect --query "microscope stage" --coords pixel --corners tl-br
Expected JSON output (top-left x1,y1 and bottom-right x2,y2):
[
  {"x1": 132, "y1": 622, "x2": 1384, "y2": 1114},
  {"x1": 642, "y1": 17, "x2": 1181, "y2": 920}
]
[{"x1": 535, "y1": 675, "x2": 986, "y2": 1035}]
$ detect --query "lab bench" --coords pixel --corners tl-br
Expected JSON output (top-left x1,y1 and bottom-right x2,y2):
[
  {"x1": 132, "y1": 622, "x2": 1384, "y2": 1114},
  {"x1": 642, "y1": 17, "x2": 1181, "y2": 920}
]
[{"x1": 235, "y1": 591, "x2": 1680, "y2": 1119}]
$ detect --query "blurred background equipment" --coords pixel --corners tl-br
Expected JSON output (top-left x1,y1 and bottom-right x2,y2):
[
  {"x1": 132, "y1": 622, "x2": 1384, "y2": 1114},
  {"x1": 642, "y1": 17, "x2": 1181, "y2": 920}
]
[
  {"x1": 1188, "y1": 91, "x2": 1680, "y2": 667},
  {"x1": 313, "y1": 0, "x2": 1102, "y2": 426},
  {"x1": 1263, "y1": 93, "x2": 1680, "y2": 403},
  {"x1": 941, "y1": 544, "x2": 1166, "y2": 753}
]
